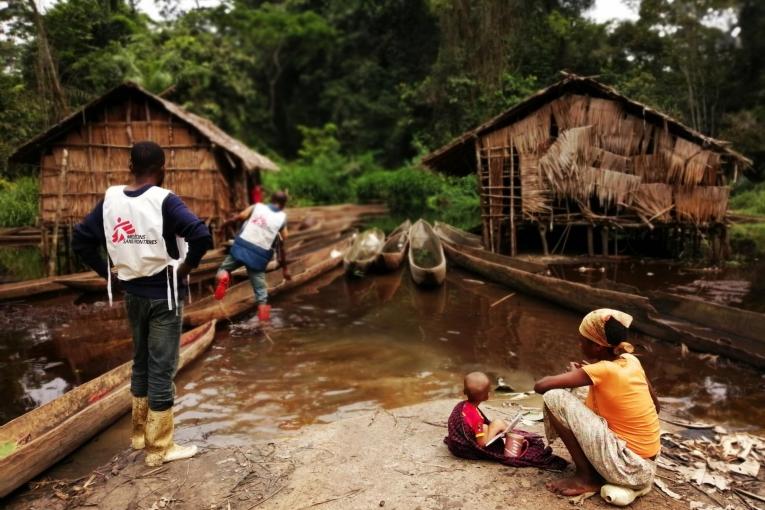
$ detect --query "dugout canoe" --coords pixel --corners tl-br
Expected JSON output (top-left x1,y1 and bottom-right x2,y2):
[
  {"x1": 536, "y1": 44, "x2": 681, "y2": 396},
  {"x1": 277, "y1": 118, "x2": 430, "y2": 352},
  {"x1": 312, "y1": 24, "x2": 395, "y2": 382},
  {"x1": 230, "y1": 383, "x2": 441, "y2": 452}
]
[
  {"x1": 184, "y1": 238, "x2": 349, "y2": 326},
  {"x1": 443, "y1": 241, "x2": 765, "y2": 369},
  {"x1": 0, "y1": 247, "x2": 227, "y2": 302},
  {"x1": 377, "y1": 220, "x2": 411, "y2": 271},
  {"x1": 343, "y1": 228, "x2": 385, "y2": 277},
  {"x1": 408, "y1": 219, "x2": 446, "y2": 286},
  {"x1": 433, "y1": 221, "x2": 483, "y2": 249},
  {"x1": 0, "y1": 320, "x2": 217, "y2": 498}
]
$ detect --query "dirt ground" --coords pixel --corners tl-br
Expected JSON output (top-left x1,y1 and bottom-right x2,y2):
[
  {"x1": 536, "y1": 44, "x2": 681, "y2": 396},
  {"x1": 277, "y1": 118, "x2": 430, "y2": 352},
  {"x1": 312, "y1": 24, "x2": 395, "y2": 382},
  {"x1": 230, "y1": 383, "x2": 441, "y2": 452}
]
[{"x1": 6, "y1": 399, "x2": 747, "y2": 510}]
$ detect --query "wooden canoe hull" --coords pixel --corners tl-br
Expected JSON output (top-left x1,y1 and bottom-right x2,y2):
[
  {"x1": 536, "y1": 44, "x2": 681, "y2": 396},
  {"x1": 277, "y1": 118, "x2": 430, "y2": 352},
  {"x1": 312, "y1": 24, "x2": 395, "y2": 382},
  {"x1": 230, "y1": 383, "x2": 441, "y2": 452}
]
[
  {"x1": 433, "y1": 221, "x2": 483, "y2": 249},
  {"x1": 343, "y1": 228, "x2": 385, "y2": 277},
  {"x1": 0, "y1": 321, "x2": 217, "y2": 498},
  {"x1": 444, "y1": 243, "x2": 765, "y2": 369},
  {"x1": 0, "y1": 248, "x2": 227, "y2": 301},
  {"x1": 648, "y1": 291, "x2": 765, "y2": 342},
  {"x1": 444, "y1": 243, "x2": 654, "y2": 317},
  {"x1": 184, "y1": 239, "x2": 349, "y2": 326},
  {"x1": 408, "y1": 220, "x2": 446, "y2": 286},
  {"x1": 377, "y1": 220, "x2": 411, "y2": 272}
]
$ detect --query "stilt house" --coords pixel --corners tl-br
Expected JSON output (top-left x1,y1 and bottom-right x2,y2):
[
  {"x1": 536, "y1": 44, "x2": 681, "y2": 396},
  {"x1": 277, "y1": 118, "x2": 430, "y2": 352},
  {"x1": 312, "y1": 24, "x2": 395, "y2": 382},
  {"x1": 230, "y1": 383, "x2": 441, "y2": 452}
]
[
  {"x1": 422, "y1": 73, "x2": 751, "y2": 257},
  {"x1": 10, "y1": 81, "x2": 278, "y2": 258}
]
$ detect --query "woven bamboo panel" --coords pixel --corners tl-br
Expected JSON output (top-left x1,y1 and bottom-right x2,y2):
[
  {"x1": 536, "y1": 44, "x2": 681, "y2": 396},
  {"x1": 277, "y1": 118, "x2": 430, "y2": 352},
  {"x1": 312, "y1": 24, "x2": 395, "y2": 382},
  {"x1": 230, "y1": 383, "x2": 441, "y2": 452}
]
[{"x1": 39, "y1": 110, "x2": 241, "y2": 223}]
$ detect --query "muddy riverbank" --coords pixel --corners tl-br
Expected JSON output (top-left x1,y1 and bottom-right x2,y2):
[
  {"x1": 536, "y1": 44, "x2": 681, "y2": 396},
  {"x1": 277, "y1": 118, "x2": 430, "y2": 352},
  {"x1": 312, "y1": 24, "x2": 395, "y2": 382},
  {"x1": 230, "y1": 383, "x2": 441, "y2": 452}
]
[
  {"x1": 8, "y1": 399, "x2": 693, "y2": 510},
  {"x1": 2, "y1": 265, "x2": 765, "y2": 482}
]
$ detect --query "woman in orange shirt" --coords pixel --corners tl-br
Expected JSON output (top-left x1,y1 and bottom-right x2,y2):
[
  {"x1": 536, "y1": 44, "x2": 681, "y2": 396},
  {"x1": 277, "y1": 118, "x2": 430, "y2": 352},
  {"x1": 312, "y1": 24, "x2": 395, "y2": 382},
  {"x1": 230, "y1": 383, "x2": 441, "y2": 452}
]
[{"x1": 533, "y1": 309, "x2": 661, "y2": 500}]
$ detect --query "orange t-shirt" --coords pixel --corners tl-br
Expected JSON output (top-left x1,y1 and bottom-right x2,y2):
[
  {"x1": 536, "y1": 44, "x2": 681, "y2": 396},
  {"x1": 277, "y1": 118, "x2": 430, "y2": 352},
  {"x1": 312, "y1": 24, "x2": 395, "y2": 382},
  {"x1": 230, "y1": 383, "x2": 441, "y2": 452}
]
[{"x1": 582, "y1": 354, "x2": 660, "y2": 458}]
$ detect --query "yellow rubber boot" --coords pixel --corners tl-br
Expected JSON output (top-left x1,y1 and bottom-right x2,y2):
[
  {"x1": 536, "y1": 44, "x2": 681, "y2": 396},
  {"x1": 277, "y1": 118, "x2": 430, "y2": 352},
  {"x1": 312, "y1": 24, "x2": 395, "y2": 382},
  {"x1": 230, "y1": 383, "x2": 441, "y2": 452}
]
[
  {"x1": 131, "y1": 396, "x2": 149, "y2": 450},
  {"x1": 600, "y1": 484, "x2": 652, "y2": 506},
  {"x1": 144, "y1": 408, "x2": 198, "y2": 467}
]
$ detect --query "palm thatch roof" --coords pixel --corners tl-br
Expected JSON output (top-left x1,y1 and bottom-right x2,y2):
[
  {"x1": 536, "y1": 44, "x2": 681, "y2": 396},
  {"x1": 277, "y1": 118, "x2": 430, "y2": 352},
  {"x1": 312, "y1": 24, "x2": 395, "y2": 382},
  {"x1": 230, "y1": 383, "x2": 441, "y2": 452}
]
[
  {"x1": 10, "y1": 81, "x2": 279, "y2": 172},
  {"x1": 421, "y1": 73, "x2": 751, "y2": 176}
]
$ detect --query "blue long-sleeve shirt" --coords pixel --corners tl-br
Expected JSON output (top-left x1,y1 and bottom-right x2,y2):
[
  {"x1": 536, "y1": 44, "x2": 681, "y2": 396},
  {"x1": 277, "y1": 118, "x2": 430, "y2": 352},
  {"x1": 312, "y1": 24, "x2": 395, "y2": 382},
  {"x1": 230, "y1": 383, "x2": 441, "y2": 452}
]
[{"x1": 72, "y1": 184, "x2": 213, "y2": 299}]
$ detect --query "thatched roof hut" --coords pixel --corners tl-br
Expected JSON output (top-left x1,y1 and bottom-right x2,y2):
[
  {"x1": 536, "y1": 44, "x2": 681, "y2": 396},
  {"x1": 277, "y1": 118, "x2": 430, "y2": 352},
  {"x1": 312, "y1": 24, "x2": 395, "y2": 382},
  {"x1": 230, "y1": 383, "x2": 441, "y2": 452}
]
[
  {"x1": 10, "y1": 82, "x2": 278, "y2": 232},
  {"x1": 422, "y1": 73, "x2": 751, "y2": 257}
]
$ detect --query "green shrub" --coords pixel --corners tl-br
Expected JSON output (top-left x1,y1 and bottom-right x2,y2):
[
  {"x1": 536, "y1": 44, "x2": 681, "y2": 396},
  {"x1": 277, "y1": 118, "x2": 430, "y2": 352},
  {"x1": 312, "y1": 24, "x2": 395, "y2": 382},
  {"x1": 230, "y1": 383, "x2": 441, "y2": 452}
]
[
  {"x1": 730, "y1": 181, "x2": 765, "y2": 216},
  {"x1": 0, "y1": 177, "x2": 38, "y2": 227}
]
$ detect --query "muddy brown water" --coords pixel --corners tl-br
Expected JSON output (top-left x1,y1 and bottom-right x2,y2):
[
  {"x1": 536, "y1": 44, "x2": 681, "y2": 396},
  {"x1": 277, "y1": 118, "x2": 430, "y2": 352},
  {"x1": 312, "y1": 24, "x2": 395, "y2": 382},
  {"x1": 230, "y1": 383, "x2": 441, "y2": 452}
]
[
  {"x1": 1, "y1": 265, "x2": 764, "y2": 480},
  {"x1": 551, "y1": 258, "x2": 765, "y2": 312}
]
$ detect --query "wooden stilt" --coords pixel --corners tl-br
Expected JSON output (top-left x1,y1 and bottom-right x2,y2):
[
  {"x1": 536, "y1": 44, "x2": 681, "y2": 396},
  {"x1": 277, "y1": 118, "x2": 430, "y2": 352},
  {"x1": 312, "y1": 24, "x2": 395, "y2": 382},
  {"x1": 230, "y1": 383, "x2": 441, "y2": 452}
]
[
  {"x1": 48, "y1": 148, "x2": 69, "y2": 276},
  {"x1": 538, "y1": 224, "x2": 549, "y2": 256},
  {"x1": 711, "y1": 231, "x2": 721, "y2": 265},
  {"x1": 721, "y1": 225, "x2": 731, "y2": 261},
  {"x1": 601, "y1": 226, "x2": 609, "y2": 256},
  {"x1": 509, "y1": 147, "x2": 517, "y2": 256},
  {"x1": 587, "y1": 225, "x2": 594, "y2": 257}
]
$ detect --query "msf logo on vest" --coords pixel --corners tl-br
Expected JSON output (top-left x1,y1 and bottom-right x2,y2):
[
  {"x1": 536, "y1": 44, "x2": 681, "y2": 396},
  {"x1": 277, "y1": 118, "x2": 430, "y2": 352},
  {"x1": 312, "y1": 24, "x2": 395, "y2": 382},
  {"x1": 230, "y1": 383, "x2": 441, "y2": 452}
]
[
  {"x1": 112, "y1": 217, "x2": 159, "y2": 245},
  {"x1": 250, "y1": 215, "x2": 268, "y2": 228}
]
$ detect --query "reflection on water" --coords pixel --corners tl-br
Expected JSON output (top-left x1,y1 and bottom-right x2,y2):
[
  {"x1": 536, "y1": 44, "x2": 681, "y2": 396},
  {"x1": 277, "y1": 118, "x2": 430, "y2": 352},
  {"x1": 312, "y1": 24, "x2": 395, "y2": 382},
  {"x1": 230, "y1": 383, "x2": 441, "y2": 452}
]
[
  {"x1": 551, "y1": 259, "x2": 765, "y2": 312},
  {"x1": 164, "y1": 267, "x2": 765, "y2": 448},
  {"x1": 2, "y1": 266, "x2": 764, "y2": 451}
]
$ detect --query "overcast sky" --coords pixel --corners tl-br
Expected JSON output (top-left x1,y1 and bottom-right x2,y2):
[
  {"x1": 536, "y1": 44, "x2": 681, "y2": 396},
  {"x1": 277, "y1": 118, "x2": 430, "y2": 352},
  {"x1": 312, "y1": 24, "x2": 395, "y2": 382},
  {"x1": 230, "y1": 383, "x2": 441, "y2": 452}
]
[{"x1": 38, "y1": 0, "x2": 640, "y2": 23}]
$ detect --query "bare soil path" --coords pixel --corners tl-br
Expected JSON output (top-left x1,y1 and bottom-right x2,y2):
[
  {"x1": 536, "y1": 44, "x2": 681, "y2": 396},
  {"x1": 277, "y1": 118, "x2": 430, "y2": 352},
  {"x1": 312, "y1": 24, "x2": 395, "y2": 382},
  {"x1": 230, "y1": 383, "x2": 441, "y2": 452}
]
[{"x1": 5, "y1": 400, "x2": 701, "y2": 510}]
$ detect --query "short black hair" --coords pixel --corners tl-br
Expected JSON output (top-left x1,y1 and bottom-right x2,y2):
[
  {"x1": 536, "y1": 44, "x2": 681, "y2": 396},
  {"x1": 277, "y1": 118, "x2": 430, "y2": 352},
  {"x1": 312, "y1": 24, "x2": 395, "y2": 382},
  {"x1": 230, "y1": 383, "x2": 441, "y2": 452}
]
[
  {"x1": 604, "y1": 316, "x2": 629, "y2": 345},
  {"x1": 271, "y1": 191, "x2": 288, "y2": 208},
  {"x1": 130, "y1": 141, "x2": 165, "y2": 176}
]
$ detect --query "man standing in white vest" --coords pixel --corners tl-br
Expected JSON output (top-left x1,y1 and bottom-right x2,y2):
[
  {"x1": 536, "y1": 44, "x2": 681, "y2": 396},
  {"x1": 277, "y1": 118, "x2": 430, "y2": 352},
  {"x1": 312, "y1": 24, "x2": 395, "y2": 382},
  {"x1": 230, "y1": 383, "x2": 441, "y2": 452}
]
[
  {"x1": 214, "y1": 191, "x2": 290, "y2": 320},
  {"x1": 72, "y1": 141, "x2": 212, "y2": 467}
]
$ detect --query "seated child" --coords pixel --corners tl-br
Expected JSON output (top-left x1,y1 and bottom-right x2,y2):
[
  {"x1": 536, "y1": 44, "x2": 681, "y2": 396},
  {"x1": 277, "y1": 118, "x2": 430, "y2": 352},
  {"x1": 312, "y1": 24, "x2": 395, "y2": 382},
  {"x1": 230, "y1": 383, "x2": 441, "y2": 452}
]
[
  {"x1": 444, "y1": 371, "x2": 568, "y2": 470},
  {"x1": 534, "y1": 308, "x2": 661, "y2": 499},
  {"x1": 461, "y1": 372, "x2": 509, "y2": 447}
]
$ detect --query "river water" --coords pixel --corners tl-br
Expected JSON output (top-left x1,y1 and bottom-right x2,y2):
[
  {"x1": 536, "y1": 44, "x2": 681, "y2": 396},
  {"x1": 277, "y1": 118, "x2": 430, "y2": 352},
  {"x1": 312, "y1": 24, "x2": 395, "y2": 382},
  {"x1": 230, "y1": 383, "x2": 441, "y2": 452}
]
[{"x1": 1, "y1": 263, "x2": 764, "y2": 478}]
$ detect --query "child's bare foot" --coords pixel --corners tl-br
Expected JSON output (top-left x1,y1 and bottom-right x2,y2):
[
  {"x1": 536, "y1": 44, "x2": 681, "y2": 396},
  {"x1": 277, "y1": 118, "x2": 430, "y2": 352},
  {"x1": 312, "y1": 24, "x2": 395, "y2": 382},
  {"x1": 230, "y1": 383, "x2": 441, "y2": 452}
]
[{"x1": 545, "y1": 475, "x2": 602, "y2": 496}]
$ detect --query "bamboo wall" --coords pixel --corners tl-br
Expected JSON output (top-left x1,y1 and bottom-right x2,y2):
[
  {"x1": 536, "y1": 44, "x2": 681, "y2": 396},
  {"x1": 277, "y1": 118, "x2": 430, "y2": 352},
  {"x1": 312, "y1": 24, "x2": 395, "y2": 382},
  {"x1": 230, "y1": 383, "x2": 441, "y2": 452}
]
[
  {"x1": 39, "y1": 95, "x2": 243, "y2": 225},
  {"x1": 476, "y1": 92, "x2": 732, "y2": 254}
]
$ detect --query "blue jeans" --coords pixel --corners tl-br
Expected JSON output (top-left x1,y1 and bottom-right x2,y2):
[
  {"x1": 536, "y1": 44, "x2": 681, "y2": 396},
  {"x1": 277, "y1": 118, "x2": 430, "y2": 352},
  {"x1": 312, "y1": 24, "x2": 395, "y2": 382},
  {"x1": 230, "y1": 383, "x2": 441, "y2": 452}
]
[
  {"x1": 219, "y1": 254, "x2": 268, "y2": 305},
  {"x1": 125, "y1": 294, "x2": 182, "y2": 411}
]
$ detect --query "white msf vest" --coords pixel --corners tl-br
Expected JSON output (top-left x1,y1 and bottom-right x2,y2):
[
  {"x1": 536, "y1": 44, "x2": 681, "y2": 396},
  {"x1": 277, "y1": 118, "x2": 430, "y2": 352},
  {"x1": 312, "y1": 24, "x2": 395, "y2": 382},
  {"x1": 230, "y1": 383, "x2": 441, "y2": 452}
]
[
  {"x1": 239, "y1": 203, "x2": 286, "y2": 249},
  {"x1": 102, "y1": 185, "x2": 188, "y2": 309}
]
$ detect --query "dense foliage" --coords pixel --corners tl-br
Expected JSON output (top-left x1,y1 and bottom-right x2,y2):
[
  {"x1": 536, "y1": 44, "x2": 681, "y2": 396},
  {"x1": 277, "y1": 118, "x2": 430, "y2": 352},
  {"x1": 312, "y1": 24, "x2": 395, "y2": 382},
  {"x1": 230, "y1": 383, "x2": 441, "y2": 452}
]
[
  {"x1": 1, "y1": 0, "x2": 764, "y2": 230},
  {"x1": 0, "y1": 177, "x2": 38, "y2": 227}
]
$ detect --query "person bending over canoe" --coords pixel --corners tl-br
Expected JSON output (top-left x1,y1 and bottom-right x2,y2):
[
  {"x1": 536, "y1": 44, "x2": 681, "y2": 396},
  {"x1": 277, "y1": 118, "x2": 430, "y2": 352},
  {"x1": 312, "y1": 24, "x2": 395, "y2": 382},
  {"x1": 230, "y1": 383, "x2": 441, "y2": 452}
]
[
  {"x1": 72, "y1": 141, "x2": 212, "y2": 466},
  {"x1": 214, "y1": 191, "x2": 290, "y2": 320},
  {"x1": 533, "y1": 309, "x2": 660, "y2": 499}
]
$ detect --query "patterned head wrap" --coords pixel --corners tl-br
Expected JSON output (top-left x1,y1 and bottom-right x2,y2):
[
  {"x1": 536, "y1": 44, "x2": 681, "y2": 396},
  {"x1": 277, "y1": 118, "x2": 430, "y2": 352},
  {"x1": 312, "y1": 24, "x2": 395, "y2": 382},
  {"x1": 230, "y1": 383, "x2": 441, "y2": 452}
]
[{"x1": 579, "y1": 308, "x2": 634, "y2": 353}]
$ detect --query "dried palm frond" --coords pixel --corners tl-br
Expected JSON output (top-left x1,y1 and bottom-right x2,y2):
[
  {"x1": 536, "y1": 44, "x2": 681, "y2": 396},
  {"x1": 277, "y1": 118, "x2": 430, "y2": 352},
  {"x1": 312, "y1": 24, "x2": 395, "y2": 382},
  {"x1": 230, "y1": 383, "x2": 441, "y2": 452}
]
[
  {"x1": 588, "y1": 98, "x2": 623, "y2": 136},
  {"x1": 539, "y1": 126, "x2": 594, "y2": 199},
  {"x1": 667, "y1": 138, "x2": 712, "y2": 185},
  {"x1": 508, "y1": 104, "x2": 552, "y2": 154},
  {"x1": 579, "y1": 166, "x2": 642, "y2": 207},
  {"x1": 519, "y1": 153, "x2": 552, "y2": 216},
  {"x1": 592, "y1": 147, "x2": 631, "y2": 173},
  {"x1": 632, "y1": 154, "x2": 668, "y2": 183},
  {"x1": 630, "y1": 183, "x2": 674, "y2": 222},
  {"x1": 675, "y1": 186, "x2": 729, "y2": 224},
  {"x1": 566, "y1": 95, "x2": 590, "y2": 128},
  {"x1": 598, "y1": 114, "x2": 647, "y2": 156},
  {"x1": 550, "y1": 95, "x2": 571, "y2": 129},
  {"x1": 480, "y1": 105, "x2": 551, "y2": 154}
]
